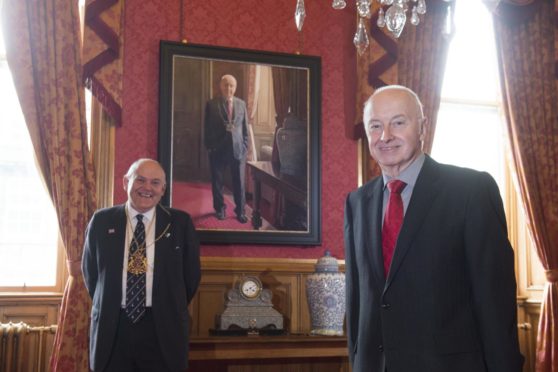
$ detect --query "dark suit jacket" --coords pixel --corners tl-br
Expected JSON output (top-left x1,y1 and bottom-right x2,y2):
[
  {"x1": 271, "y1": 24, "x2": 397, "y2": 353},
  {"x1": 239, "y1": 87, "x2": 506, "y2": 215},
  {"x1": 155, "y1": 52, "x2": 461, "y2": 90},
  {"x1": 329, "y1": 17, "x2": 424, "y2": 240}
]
[
  {"x1": 344, "y1": 155, "x2": 523, "y2": 372},
  {"x1": 82, "y1": 204, "x2": 201, "y2": 372},
  {"x1": 203, "y1": 96, "x2": 249, "y2": 160}
]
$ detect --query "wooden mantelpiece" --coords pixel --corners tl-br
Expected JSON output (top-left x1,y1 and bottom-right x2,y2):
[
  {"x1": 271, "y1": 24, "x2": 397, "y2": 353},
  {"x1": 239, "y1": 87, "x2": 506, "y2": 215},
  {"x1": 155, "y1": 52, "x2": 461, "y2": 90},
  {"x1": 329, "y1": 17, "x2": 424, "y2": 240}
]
[{"x1": 189, "y1": 334, "x2": 348, "y2": 361}]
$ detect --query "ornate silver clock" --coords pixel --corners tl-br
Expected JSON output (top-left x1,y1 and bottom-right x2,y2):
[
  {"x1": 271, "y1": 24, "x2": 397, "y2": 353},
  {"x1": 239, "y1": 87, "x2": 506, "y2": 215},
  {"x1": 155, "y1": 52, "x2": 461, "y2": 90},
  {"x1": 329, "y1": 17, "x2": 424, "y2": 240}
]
[{"x1": 217, "y1": 276, "x2": 284, "y2": 331}]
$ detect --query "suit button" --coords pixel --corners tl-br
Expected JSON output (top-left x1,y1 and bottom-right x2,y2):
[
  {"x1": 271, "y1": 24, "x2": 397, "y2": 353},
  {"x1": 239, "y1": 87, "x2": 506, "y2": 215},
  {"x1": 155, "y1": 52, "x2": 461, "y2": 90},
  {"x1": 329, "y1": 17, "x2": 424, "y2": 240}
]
[
  {"x1": 381, "y1": 303, "x2": 391, "y2": 309},
  {"x1": 378, "y1": 345, "x2": 384, "y2": 351}
]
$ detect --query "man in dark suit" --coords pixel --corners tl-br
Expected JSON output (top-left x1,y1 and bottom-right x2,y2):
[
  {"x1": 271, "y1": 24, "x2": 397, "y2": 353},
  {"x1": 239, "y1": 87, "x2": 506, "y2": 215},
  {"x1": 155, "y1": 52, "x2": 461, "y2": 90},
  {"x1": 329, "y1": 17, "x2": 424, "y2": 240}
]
[
  {"x1": 82, "y1": 158, "x2": 201, "y2": 372},
  {"x1": 344, "y1": 85, "x2": 524, "y2": 372},
  {"x1": 204, "y1": 74, "x2": 249, "y2": 223}
]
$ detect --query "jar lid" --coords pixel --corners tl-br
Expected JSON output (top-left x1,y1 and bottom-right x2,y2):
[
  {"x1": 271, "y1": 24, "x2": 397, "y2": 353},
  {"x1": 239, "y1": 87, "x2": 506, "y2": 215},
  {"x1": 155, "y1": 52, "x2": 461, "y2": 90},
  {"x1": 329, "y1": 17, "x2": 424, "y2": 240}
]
[{"x1": 315, "y1": 250, "x2": 339, "y2": 273}]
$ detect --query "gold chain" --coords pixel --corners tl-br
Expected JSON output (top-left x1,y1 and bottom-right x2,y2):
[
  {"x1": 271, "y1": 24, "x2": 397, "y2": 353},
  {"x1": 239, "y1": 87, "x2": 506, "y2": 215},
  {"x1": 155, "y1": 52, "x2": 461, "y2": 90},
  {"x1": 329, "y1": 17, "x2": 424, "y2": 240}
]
[{"x1": 124, "y1": 207, "x2": 172, "y2": 275}]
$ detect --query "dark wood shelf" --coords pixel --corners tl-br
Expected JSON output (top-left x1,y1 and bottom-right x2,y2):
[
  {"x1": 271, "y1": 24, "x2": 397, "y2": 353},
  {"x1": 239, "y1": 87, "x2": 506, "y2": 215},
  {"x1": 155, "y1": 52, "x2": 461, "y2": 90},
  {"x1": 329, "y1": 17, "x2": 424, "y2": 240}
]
[{"x1": 189, "y1": 333, "x2": 348, "y2": 361}]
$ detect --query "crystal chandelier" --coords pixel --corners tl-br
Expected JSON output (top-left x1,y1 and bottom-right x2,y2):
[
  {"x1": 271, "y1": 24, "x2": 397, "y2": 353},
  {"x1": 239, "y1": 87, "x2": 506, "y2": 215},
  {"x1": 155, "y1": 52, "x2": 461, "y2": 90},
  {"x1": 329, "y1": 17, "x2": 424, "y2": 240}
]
[
  {"x1": 351, "y1": 0, "x2": 427, "y2": 55},
  {"x1": 294, "y1": 0, "x2": 449, "y2": 56}
]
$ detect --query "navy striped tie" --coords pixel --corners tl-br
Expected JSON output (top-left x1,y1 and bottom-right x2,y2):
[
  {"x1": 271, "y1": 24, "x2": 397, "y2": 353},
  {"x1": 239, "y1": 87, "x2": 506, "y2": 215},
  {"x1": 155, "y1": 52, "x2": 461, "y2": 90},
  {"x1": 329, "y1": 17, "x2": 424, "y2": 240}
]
[{"x1": 125, "y1": 214, "x2": 146, "y2": 323}]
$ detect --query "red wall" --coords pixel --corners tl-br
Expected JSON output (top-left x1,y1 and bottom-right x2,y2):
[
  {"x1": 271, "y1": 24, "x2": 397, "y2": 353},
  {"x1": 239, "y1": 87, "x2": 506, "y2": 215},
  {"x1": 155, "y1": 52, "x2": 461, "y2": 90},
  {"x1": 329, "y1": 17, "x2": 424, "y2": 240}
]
[{"x1": 115, "y1": 0, "x2": 359, "y2": 259}]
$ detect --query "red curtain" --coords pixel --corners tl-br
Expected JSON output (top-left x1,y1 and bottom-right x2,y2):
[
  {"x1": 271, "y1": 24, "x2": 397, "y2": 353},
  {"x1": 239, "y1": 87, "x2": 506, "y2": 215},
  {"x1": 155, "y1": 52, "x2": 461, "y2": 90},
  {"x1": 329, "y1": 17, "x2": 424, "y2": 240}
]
[
  {"x1": 489, "y1": 1, "x2": 558, "y2": 371},
  {"x1": 1, "y1": 0, "x2": 97, "y2": 370}
]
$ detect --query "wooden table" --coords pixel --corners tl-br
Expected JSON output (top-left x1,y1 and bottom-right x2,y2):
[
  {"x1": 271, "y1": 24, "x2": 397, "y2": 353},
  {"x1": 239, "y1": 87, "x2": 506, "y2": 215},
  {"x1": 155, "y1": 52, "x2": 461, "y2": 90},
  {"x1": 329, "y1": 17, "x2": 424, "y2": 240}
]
[{"x1": 247, "y1": 161, "x2": 307, "y2": 230}]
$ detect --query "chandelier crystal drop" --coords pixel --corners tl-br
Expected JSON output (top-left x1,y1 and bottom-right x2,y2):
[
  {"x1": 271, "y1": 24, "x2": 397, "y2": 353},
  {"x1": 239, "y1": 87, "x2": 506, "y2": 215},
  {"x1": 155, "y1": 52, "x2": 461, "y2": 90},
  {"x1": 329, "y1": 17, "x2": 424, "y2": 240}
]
[
  {"x1": 295, "y1": 0, "x2": 306, "y2": 32},
  {"x1": 417, "y1": 0, "x2": 427, "y2": 15},
  {"x1": 385, "y1": 3, "x2": 407, "y2": 38},
  {"x1": 353, "y1": 17, "x2": 370, "y2": 56},
  {"x1": 377, "y1": 8, "x2": 386, "y2": 28},
  {"x1": 357, "y1": 0, "x2": 373, "y2": 19},
  {"x1": 410, "y1": 6, "x2": 420, "y2": 26},
  {"x1": 332, "y1": 0, "x2": 347, "y2": 10},
  {"x1": 374, "y1": 0, "x2": 422, "y2": 39}
]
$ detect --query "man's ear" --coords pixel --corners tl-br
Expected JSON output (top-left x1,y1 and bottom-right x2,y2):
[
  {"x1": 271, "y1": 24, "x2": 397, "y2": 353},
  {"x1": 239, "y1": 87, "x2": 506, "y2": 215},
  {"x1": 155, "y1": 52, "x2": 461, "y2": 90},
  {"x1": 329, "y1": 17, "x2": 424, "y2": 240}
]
[
  {"x1": 123, "y1": 176, "x2": 129, "y2": 191},
  {"x1": 419, "y1": 117, "x2": 428, "y2": 140}
]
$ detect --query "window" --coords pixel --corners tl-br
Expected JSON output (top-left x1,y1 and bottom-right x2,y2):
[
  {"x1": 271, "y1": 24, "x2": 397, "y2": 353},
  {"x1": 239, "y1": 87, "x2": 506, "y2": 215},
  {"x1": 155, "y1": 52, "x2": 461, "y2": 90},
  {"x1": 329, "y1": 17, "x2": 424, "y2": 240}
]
[
  {"x1": 432, "y1": 0, "x2": 543, "y2": 299},
  {"x1": 432, "y1": 0, "x2": 504, "y2": 189},
  {"x1": 0, "y1": 0, "x2": 104, "y2": 292},
  {"x1": 0, "y1": 23, "x2": 62, "y2": 290}
]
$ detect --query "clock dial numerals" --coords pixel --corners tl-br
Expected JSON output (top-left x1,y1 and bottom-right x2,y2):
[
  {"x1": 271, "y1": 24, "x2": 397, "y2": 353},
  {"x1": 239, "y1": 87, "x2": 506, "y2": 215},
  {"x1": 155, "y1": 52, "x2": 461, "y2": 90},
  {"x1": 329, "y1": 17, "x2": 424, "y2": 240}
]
[
  {"x1": 242, "y1": 281, "x2": 257, "y2": 296},
  {"x1": 239, "y1": 277, "x2": 262, "y2": 299}
]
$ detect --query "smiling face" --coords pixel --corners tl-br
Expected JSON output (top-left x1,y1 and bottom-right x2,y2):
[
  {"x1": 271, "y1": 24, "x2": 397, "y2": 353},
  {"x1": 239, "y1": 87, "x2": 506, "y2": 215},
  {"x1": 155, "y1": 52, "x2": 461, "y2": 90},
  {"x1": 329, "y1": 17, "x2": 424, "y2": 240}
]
[
  {"x1": 364, "y1": 87, "x2": 427, "y2": 177},
  {"x1": 220, "y1": 75, "x2": 237, "y2": 100},
  {"x1": 123, "y1": 159, "x2": 166, "y2": 213}
]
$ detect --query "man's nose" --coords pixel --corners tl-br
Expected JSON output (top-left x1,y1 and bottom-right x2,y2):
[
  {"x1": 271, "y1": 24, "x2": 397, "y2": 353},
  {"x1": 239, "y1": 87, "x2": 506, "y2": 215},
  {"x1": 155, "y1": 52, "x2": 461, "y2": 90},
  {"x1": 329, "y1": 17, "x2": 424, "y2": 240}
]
[{"x1": 380, "y1": 125, "x2": 393, "y2": 141}]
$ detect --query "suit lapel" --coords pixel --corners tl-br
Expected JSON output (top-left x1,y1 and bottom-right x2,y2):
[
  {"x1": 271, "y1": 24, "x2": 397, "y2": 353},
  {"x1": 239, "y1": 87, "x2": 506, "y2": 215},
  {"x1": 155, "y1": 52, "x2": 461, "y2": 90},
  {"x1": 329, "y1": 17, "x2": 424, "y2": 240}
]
[
  {"x1": 110, "y1": 206, "x2": 127, "y2": 274},
  {"x1": 363, "y1": 178, "x2": 386, "y2": 286},
  {"x1": 219, "y1": 99, "x2": 228, "y2": 122},
  {"x1": 153, "y1": 204, "x2": 173, "y2": 290},
  {"x1": 384, "y1": 156, "x2": 442, "y2": 291},
  {"x1": 232, "y1": 97, "x2": 239, "y2": 121}
]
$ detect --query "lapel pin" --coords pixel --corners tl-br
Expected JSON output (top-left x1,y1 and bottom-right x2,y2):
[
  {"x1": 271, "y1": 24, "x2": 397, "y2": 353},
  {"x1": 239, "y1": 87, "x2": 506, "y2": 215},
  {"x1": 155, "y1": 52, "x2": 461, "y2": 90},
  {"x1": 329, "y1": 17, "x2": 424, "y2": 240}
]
[
  {"x1": 108, "y1": 228, "x2": 115, "y2": 234},
  {"x1": 165, "y1": 233, "x2": 171, "y2": 238},
  {"x1": 175, "y1": 246, "x2": 180, "y2": 250}
]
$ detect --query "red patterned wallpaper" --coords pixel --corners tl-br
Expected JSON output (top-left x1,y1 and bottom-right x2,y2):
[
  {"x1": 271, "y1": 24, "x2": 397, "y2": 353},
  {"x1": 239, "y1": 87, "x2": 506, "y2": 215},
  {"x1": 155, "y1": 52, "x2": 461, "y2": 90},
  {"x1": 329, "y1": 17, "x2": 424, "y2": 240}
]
[{"x1": 116, "y1": 0, "x2": 358, "y2": 259}]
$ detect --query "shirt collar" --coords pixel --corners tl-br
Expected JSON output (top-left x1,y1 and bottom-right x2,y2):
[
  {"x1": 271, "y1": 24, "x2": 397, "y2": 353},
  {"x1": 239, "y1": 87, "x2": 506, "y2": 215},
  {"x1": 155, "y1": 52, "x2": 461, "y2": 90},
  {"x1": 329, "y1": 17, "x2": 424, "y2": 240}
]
[
  {"x1": 126, "y1": 202, "x2": 155, "y2": 223},
  {"x1": 382, "y1": 153, "x2": 425, "y2": 190}
]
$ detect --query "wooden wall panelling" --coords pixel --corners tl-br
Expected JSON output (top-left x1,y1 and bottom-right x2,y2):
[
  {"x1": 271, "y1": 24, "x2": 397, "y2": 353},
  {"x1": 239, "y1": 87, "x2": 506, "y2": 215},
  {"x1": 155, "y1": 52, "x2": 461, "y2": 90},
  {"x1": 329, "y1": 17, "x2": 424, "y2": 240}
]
[
  {"x1": 190, "y1": 273, "x2": 230, "y2": 336},
  {"x1": 0, "y1": 294, "x2": 61, "y2": 372},
  {"x1": 0, "y1": 295, "x2": 60, "y2": 326},
  {"x1": 517, "y1": 300, "x2": 541, "y2": 372}
]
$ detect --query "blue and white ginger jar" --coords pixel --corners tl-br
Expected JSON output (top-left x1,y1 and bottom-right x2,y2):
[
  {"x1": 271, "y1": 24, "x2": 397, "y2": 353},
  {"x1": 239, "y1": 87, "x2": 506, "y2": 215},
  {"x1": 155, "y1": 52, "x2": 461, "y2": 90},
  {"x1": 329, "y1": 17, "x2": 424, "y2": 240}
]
[{"x1": 306, "y1": 250, "x2": 346, "y2": 336}]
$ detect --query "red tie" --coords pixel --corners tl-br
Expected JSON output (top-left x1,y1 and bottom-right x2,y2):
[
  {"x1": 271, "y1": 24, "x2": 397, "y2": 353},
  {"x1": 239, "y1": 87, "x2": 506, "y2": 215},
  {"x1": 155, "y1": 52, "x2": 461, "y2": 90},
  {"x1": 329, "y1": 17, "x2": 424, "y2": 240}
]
[{"x1": 382, "y1": 179, "x2": 406, "y2": 277}]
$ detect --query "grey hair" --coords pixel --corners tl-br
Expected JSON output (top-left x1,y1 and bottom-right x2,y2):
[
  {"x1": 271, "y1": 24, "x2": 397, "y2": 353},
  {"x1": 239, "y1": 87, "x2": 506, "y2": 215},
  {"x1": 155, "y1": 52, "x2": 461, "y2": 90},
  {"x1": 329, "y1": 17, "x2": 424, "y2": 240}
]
[{"x1": 363, "y1": 85, "x2": 425, "y2": 120}]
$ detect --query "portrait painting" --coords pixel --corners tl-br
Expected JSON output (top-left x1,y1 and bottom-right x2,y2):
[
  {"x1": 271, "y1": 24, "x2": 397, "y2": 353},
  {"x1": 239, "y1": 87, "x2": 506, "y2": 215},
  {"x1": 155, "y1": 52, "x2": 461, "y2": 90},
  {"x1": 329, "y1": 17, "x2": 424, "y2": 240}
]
[{"x1": 158, "y1": 41, "x2": 321, "y2": 245}]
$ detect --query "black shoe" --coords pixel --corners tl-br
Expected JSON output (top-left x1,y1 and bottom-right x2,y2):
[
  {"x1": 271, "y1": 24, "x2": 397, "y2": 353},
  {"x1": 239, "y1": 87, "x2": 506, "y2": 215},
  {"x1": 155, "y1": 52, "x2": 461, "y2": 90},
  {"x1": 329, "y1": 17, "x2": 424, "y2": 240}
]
[
  {"x1": 216, "y1": 209, "x2": 226, "y2": 220},
  {"x1": 236, "y1": 214, "x2": 248, "y2": 224}
]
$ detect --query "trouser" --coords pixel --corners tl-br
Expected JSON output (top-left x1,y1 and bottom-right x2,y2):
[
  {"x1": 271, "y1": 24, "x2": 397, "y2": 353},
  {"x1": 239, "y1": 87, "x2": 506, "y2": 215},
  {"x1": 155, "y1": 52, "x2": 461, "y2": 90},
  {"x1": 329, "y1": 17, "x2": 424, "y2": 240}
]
[
  {"x1": 209, "y1": 145, "x2": 246, "y2": 216},
  {"x1": 103, "y1": 309, "x2": 174, "y2": 372}
]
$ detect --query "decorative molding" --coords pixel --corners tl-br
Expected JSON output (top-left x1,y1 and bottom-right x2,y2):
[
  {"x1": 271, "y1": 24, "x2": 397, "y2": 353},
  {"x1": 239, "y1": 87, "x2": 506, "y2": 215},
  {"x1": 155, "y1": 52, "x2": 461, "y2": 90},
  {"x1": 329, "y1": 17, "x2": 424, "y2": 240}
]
[{"x1": 201, "y1": 256, "x2": 345, "y2": 273}]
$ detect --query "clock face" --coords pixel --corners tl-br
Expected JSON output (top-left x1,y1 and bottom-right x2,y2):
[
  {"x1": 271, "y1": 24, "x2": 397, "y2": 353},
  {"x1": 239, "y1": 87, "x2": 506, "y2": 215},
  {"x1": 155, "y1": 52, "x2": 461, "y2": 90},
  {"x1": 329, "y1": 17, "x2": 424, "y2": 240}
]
[{"x1": 239, "y1": 277, "x2": 262, "y2": 300}]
